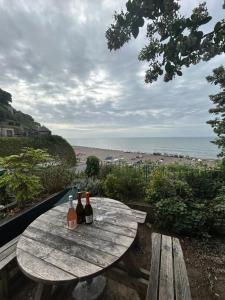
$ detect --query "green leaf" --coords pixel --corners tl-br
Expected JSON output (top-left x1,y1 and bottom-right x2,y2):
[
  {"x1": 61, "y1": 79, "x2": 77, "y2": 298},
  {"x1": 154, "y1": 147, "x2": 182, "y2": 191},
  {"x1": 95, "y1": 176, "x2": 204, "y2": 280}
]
[
  {"x1": 199, "y1": 16, "x2": 212, "y2": 25},
  {"x1": 165, "y1": 62, "x2": 173, "y2": 74},
  {"x1": 137, "y1": 17, "x2": 144, "y2": 27},
  {"x1": 214, "y1": 21, "x2": 222, "y2": 32},
  {"x1": 132, "y1": 25, "x2": 139, "y2": 38},
  {"x1": 126, "y1": 0, "x2": 133, "y2": 13}
]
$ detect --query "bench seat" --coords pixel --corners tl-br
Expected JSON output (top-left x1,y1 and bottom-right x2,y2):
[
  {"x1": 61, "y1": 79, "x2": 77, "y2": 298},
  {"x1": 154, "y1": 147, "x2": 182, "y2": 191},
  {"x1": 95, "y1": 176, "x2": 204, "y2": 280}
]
[
  {"x1": 0, "y1": 235, "x2": 20, "y2": 300},
  {"x1": 147, "y1": 233, "x2": 191, "y2": 300}
]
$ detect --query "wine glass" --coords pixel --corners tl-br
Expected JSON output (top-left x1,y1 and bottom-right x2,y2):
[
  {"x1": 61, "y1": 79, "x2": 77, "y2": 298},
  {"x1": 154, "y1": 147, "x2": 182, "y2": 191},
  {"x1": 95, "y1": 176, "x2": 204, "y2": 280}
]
[{"x1": 95, "y1": 198, "x2": 104, "y2": 222}]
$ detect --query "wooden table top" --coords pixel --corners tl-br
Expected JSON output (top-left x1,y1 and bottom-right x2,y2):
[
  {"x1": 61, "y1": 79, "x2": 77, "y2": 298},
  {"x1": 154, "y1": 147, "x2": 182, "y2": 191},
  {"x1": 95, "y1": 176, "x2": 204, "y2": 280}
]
[{"x1": 16, "y1": 197, "x2": 138, "y2": 285}]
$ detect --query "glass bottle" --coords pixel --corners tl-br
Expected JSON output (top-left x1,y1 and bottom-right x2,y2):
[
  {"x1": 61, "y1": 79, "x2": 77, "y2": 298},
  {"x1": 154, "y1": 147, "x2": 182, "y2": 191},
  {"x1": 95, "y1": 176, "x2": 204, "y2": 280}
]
[
  {"x1": 85, "y1": 192, "x2": 93, "y2": 225},
  {"x1": 67, "y1": 195, "x2": 77, "y2": 229}
]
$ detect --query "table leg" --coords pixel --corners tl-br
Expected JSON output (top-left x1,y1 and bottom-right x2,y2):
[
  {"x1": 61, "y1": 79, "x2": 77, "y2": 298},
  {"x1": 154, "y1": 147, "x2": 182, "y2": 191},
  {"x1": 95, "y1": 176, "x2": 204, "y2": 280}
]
[
  {"x1": 52, "y1": 282, "x2": 78, "y2": 300},
  {"x1": 34, "y1": 283, "x2": 52, "y2": 300},
  {"x1": 72, "y1": 276, "x2": 107, "y2": 300}
]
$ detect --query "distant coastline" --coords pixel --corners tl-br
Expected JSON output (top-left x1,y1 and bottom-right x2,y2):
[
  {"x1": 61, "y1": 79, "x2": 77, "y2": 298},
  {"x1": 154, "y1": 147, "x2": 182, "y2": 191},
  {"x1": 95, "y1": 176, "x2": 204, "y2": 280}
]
[{"x1": 68, "y1": 137, "x2": 218, "y2": 159}]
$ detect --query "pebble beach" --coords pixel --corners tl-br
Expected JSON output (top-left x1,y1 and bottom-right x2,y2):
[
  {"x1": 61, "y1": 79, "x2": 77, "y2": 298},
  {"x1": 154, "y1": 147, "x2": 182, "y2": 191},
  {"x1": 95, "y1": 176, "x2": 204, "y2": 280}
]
[{"x1": 74, "y1": 145, "x2": 216, "y2": 169}]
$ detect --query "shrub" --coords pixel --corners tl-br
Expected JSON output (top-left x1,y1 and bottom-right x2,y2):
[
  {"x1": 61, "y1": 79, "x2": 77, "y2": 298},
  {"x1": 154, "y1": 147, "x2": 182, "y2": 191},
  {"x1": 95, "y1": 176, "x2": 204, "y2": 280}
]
[
  {"x1": 145, "y1": 167, "x2": 210, "y2": 234},
  {"x1": 145, "y1": 164, "x2": 225, "y2": 235},
  {"x1": 0, "y1": 148, "x2": 51, "y2": 207},
  {"x1": 146, "y1": 168, "x2": 192, "y2": 203},
  {"x1": 209, "y1": 186, "x2": 225, "y2": 231},
  {"x1": 103, "y1": 166, "x2": 146, "y2": 202},
  {"x1": 77, "y1": 177, "x2": 104, "y2": 196},
  {"x1": 0, "y1": 184, "x2": 11, "y2": 206},
  {"x1": 39, "y1": 163, "x2": 75, "y2": 195},
  {"x1": 98, "y1": 164, "x2": 114, "y2": 179},
  {"x1": 85, "y1": 156, "x2": 100, "y2": 177}
]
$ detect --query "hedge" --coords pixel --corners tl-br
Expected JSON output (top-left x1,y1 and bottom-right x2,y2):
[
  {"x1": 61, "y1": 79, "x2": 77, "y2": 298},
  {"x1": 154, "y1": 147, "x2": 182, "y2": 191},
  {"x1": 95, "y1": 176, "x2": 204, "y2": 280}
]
[{"x1": 0, "y1": 135, "x2": 76, "y2": 166}]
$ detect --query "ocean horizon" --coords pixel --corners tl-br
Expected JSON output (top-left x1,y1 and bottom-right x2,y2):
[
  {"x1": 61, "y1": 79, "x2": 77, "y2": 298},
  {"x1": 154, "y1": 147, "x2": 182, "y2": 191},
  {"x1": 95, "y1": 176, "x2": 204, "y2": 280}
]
[{"x1": 67, "y1": 137, "x2": 219, "y2": 159}]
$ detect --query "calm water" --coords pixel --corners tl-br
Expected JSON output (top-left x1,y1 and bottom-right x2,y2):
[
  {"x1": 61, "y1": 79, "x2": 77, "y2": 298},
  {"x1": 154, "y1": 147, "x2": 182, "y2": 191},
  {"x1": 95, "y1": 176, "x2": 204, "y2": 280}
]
[{"x1": 67, "y1": 137, "x2": 219, "y2": 159}]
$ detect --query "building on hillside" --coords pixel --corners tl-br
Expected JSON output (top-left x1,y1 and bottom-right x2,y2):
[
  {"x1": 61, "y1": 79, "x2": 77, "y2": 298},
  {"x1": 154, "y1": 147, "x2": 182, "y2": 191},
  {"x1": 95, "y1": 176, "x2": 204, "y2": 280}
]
[
  {"x1": 0, "y1": 121, "x2": 22, "y2": 137},
  {"x1": 37, "y1": 126, "x2": 51, "y2": 136},
  {"x1": 0, "y1": 126, "x2": 15, "y2": 137},
  {"x1": 0, "y1": 121, "x2": 51, "y2": 137}
]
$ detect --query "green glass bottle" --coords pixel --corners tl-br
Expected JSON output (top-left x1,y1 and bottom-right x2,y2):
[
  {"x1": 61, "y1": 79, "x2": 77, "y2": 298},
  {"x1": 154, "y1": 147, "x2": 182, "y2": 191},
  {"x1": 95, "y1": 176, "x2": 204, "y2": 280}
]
[
  {"x1": 85, "y1": 192, "x2": 93, "y2": 225},
  {"x1": 76, "y1": 192, "x2": 84, "y2": 224}
]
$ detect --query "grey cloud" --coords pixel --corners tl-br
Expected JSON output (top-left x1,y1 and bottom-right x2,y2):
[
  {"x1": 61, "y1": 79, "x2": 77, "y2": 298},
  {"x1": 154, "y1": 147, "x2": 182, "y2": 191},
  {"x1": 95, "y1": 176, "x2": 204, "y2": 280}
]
[{"x1": 0, "y1": 0, "x2": 224, "y2": 138}]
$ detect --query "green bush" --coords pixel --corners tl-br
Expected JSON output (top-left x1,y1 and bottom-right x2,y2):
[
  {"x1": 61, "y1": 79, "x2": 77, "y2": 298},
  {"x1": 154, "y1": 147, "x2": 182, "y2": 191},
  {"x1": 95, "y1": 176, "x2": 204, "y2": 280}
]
[
  {"x1": 0, "y1": 135, "x2": 76, "y2": 166},
  {"x1": 77, "y1": 177, "x2": 104, "y2": 196},
  {"x1": 98, "y1": 164, "x2": 114, "y2": 179},
  {"x1": 145, "y1": 164, "x2": 225, "y2": 235},
  {"x1": 0, "y1": 148, "x2": 51, "y2": 207},
  {"x1": 146, "y1": 168, "x2": 192, "y2": 202},
  {"x1": 103, "y1": 166, "x2": 146, "y2": 202},
  {"x1": 85, "y1": 156, "x2": 100, "y2": 177},
  {"x1": 209, "y1": 186, "x2": 225, "y2": 231},
  {"x1": 39, "y1": 163, "x2": 75, "y2": 195},
  {"x1": 0, "y1": 184, "x2": 11, "y2": 206},
  {"x1": 165, "y1": 163, "x2": 222, "y2": 199}
]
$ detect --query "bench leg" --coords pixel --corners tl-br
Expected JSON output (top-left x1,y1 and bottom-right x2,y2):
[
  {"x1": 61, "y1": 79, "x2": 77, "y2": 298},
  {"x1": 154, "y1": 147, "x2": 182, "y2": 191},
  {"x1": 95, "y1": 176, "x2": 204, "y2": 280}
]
[
  {"x1": 0, "y1": 269, "x2": 9, "y2": 300},
  {"x1": 122, "y1": 249, "x2": 143, "y2": 278},
  {"x1": 34, "y1": 283, "x2": 52, "y2": 300}
]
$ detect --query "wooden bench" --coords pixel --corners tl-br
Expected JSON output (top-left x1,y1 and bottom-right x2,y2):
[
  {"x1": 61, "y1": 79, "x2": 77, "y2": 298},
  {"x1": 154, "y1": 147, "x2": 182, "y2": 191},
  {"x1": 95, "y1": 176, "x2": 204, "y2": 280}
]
[
  {"x1": 132, "y1": 209, "x2": 147, "y2": 224},
  {"x1": 147, "y1": 233, "x2": 191, "y2": 300},
  {"x1": 0, "y1": 235, "x2": 20, "y2": 300}
]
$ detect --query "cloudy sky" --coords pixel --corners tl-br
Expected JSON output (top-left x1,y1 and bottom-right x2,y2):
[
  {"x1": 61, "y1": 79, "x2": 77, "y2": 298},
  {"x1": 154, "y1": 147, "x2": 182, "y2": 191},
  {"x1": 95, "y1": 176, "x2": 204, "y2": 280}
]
[{"x1": 0, "y1": 0, "x2": 224, "y2": 138}]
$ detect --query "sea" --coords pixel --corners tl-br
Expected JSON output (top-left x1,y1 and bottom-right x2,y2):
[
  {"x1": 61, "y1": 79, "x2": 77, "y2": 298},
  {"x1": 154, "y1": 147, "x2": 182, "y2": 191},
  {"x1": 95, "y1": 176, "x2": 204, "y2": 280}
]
[{"x1": 67, "y1": 137, "x2": 219, "y2": 159}]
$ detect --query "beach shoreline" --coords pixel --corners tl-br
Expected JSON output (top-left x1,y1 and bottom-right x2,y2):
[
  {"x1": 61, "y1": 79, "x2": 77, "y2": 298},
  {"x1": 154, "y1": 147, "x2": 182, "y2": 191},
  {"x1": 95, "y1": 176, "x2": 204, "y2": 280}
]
[{"x1": 74, "y1": 145, "x2": 216, "y2": 168}]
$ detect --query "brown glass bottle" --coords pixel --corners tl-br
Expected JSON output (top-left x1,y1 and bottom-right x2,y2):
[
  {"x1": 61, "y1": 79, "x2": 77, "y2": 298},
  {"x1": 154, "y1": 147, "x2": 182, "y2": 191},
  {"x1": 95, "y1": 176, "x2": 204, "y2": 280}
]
[
  {"x1": 67, "y1": 195, "x2": 77, "y2": 229},
  {"x1": 85, "y1": 192, "x2": 93, "y2": 224},
  {"x1": 76, "y1": 192, "x2": 85, "y2": 224}
]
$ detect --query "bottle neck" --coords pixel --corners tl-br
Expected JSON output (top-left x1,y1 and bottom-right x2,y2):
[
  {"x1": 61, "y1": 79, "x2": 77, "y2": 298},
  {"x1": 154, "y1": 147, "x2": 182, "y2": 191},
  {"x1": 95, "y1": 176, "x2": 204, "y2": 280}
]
[
  {"x1": 86, "y1": 195, "x2": 90, "y2": 205},
  {"x1": 69, "y1": 199, "x2": 74, "y2": 209}
]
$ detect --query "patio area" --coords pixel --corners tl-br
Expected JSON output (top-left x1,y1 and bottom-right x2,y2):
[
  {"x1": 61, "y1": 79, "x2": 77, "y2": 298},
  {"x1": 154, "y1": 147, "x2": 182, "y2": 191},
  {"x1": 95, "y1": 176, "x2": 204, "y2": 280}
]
[{"x1": 3, "y1": 223, "x2": 225, "y2": 300}]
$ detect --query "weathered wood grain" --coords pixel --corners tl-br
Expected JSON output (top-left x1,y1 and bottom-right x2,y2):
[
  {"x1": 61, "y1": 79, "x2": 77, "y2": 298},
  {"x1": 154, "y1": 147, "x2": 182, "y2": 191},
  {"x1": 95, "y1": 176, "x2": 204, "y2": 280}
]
[
  {"x1": 17, "y1": 236, "x2": 102, "y2": 279},
  {"x1": 132, "y1": 209, "x2": 147, "y2": 224},
  {"x1": 46, "y1": 208, "x2": 137, "y2": 238},
  {"x1": 0, "y1": 235, "x2": 20, "y2": 256},
  {"x1": 0, "y1": 235, "x2": 20, "y2": 270},
  {"x1": 17, "y1": 248, "x2": 75, "y2": 283},
  {"x1": 146, "y1": 232, "x2": 161, "y2": 300},
  {"x1": 159, "y1": 235, "x2": 174, "y2": 300},
  {"x1": 44, "y1": 209, "x2": 134, "y2": 247},
  {"x1": 55, "y1": 196, "x2": 147, "y2": 224},
  {"x1": 23, "y1": 226, "x2": 117, "y2": 268},
  {"x1": 173, "y1": 237, "x2": 192, "y2": 300},
  {"x1": 17, "y1": 197, "x2": 138, "y2": 286},
  {"x1": 53, "y1": 204, "x2": 138, "y2": 230},
  {"x1": 29, "y1": 218, "x2": 127, "y2": 258}
]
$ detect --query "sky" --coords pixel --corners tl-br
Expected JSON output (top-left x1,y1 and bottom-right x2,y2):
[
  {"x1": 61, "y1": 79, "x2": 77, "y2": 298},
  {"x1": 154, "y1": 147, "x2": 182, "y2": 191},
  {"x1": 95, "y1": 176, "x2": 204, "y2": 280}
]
[{"x1": 0, "y1": 0, "x2": 224, "y2": 138}]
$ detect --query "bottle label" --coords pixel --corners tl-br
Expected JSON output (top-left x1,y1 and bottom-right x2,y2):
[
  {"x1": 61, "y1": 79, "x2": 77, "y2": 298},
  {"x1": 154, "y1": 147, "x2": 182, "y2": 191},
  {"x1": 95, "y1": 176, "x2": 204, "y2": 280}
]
[
  {"x1": 85, "y1": 215, "x2": 93, "y2": 224},
  {"x1": 68, "y1": 220, "x2": 77, "y2": 229}
]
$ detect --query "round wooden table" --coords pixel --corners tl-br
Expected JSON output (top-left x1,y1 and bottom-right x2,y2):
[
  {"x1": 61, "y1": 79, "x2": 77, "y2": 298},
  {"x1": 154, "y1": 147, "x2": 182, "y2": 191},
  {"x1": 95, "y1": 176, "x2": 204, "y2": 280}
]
[{"x1": 16, "y1": 197, "x2": 138, "y2": 299}]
